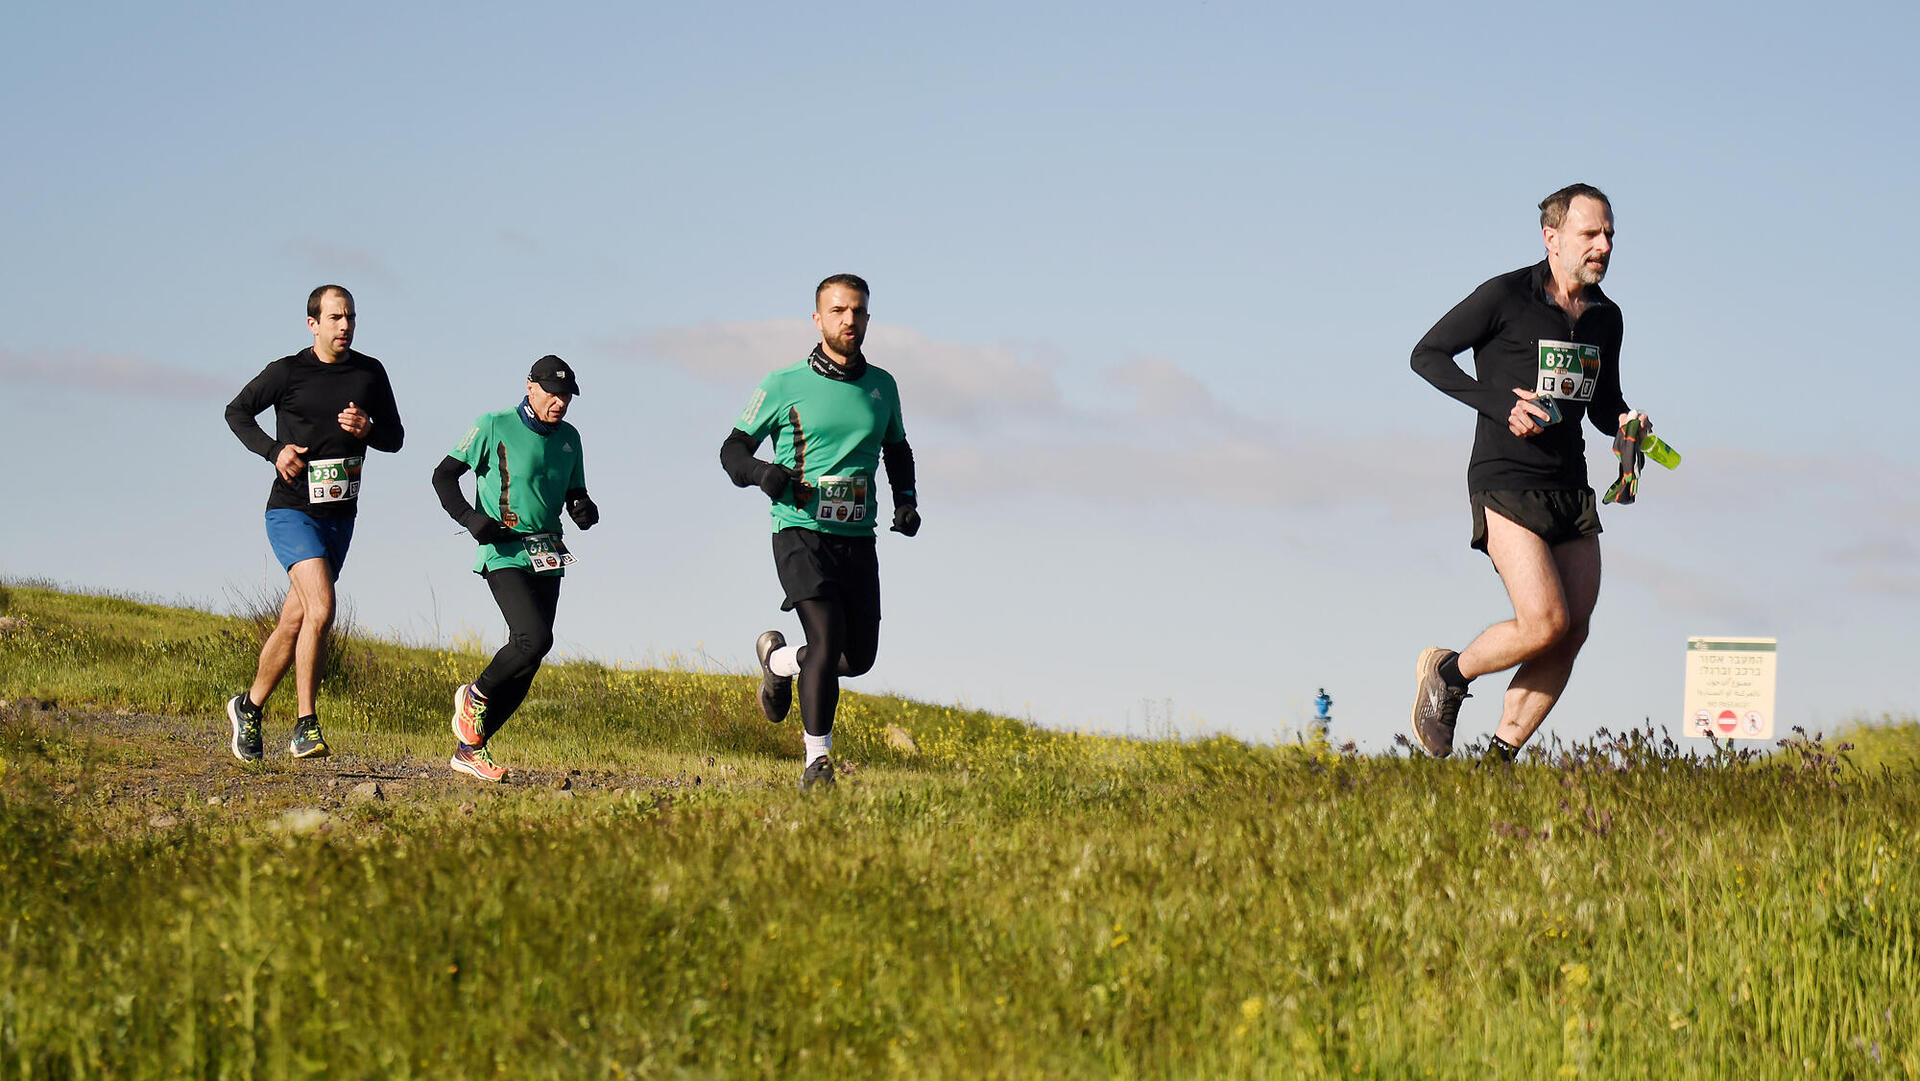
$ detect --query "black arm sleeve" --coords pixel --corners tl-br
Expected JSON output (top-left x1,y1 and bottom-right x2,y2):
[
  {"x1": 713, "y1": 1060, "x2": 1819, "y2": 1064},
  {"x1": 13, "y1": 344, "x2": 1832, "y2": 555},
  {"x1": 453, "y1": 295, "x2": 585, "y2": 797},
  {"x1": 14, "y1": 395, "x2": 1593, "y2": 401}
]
[
  {"x1": 720, "y1": 428, "x2": 768, "y2": 488},
  {"x1": 362, "y1": 361, "x2": 406, "y2": 454},
  {"x1": 1584, "y1": 320, "x2": 1629, "y2": 436},
  {"x1": 225, "y1": 362, "x2": 288, "y2": 461},
  {"x1": 882, "y1": 439, "x2": 916, "y2": 506},
  {"x1": 432, "y1": 455, "x2": 474, "y2": 524},
  {"x1": 1410, "y1": 282, "x2": 1518, "y2": 424}
]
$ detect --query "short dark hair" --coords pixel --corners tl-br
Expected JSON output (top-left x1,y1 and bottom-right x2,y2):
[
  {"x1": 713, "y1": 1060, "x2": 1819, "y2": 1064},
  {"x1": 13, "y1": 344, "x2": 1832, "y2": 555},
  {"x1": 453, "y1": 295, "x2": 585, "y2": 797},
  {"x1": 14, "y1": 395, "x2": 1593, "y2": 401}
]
[
  {"x1": 1538, "y1": 184, "x2": 1611, "y2": 230},
  {"x1": 814, "y1": 274, "x2": 870, "y2": 308},
  {"x1": 307, "y1": 284, "x2": 354, "y2": 319}
]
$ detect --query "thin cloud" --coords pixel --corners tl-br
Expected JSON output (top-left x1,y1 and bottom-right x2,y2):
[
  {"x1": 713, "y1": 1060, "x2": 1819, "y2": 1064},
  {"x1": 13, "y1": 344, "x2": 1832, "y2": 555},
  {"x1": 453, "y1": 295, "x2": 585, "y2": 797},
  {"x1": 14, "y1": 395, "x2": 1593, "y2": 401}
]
[
  {"x1": 1849, "y1": 570, "x2": 1920, "y2": 597},
  {"x1": 0, "y1": 346, "x2": 226, "y2": 399},
  {"x1": 284, "y1": 241, "x2": 396, "y2": 285},
  {"x1": 1608, "y1": 552, "x2": 1775, "y2": 626},
  {"x1": 498, "y1": 230, "x2": 543, "y2": 255},
  {"x1": 609, "y1": 319, "x2": 1064, "y2": 419},
  {"x1": 925, "y1": 432, "x2": 1459, "y2": 516},
  {"x1": 1112, "y1": 356, "x2": 1221, "y2": 421}
]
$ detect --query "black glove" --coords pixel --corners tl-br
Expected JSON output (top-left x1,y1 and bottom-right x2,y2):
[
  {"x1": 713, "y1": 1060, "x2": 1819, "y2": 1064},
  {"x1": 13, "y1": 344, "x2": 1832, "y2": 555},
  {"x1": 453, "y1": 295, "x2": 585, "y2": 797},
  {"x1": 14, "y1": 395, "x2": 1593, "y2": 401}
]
[
  {"x1": 462, "y1": 511, "x2": 518, "y2": 546},
  {"x1": 566, "y1": 492, "x2": 599, "y2": 530},
  {"x1": 757, "y1": 463, "x2": 800, "y2": 501},
  {"x1": 890, "y1": 503, "x2": 921, "y2": 537}
]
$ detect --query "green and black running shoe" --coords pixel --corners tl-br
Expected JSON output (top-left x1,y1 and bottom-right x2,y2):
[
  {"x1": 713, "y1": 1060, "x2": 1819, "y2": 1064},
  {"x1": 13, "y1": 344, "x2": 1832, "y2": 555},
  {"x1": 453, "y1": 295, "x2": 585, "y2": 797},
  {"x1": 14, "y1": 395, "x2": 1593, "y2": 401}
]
[
  {"x1": 800, "y1": 755, "x2": 835, "y2": 791},
  {"x1": 289, "y1": 715, "x2": 331, "y2": 759},
  {"x1": 226, "y1": 694, "x2": 264, "y2": 763}
]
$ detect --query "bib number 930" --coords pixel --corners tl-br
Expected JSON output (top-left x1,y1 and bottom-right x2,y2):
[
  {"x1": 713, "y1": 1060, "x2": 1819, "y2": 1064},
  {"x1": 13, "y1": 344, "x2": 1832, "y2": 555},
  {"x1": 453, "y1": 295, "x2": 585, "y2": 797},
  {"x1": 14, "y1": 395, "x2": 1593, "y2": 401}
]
[{"x1": 307, "y1": 456, "x2": 363, "y2": 503}]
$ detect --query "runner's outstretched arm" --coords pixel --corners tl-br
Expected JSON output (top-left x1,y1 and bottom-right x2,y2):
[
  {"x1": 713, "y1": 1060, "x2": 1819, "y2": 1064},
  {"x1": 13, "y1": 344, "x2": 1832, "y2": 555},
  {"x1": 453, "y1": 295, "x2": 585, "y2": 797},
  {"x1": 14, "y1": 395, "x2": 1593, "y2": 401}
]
[
  {"x1": 720, "y1": 427, "x2": 798, "y2": 499},
  {"x1": 1585, "y1": 340, "x2": 1630, "y2": 436},
  {"x1": 1410, "y1": 279, "x2": 1518, "y2": 423},
  {"x1": 360, "y1": 366, "x2": 406, "y2": 453},
  {"x1": 225, "y1": 363, "x2": 290, "y2": 460},
  {"x1": 881, "y1": 438, "x2": 916, "y2": 506},
  {"x1": 432, "y1": 455, "x2": 474, "y2": 523},
  {"x1": 433, "y1": 454, "x2": 520, "y2": 545},
  {"x1": 883, "y1": 438, "x2": 919, "y2": 536}
]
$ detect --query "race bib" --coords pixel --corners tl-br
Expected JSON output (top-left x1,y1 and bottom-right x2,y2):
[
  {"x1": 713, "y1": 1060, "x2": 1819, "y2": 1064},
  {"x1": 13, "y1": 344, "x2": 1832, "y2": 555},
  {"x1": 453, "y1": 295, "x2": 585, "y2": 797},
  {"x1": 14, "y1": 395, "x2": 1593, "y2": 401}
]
[
  {"x1": 1537, "y1": 341, "x2": 1601, "y2": 403},
  {"x1": 307, "y1": 456, "x2": 363, "y2": 503},
  {"x1": 813, "y1": 475, "x2": 870, "y2": 524},
  {"x1": 522, "y1": 533, "x2": 578, "y2": 575}
]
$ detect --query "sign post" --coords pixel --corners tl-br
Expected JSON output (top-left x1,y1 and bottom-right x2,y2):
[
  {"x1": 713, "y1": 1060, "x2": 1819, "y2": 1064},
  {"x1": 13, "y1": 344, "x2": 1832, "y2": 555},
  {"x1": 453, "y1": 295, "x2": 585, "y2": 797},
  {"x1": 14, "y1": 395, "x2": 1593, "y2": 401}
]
[{"x1": 1682, "y1": 637, "x2": 1777, "y2": 740}]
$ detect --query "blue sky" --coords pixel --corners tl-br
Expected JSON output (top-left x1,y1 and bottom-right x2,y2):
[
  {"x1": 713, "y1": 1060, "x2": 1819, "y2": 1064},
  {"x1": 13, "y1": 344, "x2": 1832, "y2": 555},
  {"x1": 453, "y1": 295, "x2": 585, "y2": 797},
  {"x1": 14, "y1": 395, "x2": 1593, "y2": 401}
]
[{"x1": 5, "y1": 1, "x2": 1916, "y2": 749}]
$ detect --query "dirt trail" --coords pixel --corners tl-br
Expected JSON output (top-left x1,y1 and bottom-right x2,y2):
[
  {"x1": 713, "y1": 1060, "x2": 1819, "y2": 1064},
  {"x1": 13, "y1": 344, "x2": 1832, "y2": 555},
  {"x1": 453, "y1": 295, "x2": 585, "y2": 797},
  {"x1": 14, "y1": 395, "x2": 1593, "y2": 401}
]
[{"x1": 4, "y1": 700, "x2": 727, "y2": 825}]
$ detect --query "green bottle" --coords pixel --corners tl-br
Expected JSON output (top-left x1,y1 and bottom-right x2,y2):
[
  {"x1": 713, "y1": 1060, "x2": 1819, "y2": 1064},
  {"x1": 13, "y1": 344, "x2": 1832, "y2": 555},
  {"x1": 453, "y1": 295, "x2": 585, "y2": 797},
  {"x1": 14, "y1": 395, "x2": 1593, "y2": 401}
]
[{"x1": 1642, "y1": 432, "x2": 1681, "y2": 470}]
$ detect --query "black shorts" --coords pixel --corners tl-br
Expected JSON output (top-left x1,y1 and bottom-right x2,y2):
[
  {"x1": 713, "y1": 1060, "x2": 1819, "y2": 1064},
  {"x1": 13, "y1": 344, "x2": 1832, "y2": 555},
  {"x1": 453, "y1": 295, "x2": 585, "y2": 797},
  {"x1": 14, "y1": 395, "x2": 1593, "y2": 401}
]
[
  {"x1": 1470, "y1": 488, "x2": 1602, "y2": 552},
  {"x1": 772, "y1": 527, "x2": 881, "y2": 620}
]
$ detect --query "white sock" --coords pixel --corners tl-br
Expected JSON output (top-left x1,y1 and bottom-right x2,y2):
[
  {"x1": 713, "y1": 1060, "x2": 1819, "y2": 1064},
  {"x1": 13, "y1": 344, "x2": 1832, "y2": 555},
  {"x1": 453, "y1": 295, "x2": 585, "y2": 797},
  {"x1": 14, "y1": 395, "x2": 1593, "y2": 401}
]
[
  {"x1": 770, "y1": 646, "x2": 801, "y2": 678},
  {"x1": 803, "y1": 732, "x2": 832, "y2": 764}
]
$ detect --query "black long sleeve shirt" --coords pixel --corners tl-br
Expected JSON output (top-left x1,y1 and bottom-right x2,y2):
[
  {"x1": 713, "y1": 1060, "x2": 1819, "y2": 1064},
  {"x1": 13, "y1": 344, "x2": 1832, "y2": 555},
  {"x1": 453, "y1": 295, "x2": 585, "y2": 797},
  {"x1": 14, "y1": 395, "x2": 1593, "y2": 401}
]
[
  {"x1": 1411, "y1": 260, "x2": 1628, "y2": 493},
  {"x1": 225, "y1": 347, "x2": 405, "y2": 518}
]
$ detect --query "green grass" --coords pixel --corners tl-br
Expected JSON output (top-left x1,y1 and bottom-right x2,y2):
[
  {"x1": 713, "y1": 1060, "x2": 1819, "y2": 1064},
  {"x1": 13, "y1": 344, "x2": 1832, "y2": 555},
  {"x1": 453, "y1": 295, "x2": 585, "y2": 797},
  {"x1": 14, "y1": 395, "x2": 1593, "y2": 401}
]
[{"x1": 4, "y1": 583, "x2": 1920, "y2": 1079}]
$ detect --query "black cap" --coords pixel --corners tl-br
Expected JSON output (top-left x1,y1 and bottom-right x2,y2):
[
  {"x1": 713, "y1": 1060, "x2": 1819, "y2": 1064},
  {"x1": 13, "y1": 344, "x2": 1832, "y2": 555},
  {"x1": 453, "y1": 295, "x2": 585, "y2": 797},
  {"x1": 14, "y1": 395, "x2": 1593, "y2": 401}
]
[{"x1": 528, "y1": 355, "x2": 580, "y2": 396}]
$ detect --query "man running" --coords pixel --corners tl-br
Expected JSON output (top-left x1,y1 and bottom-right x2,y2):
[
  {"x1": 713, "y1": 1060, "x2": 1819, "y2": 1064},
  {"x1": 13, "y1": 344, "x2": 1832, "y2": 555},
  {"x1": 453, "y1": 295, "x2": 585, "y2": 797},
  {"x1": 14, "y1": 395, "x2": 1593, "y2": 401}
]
[
  {"x1": 432, "y1": 356, "x2": 598, "y2": 782},
  {"x1": 1408, "y1": 184, "x2": 1651, "y2": 760},
  {"x1": 720, "y1": 274, "x2": 919, "y2": 789},
  {"x1": 224, "y1": 284, "x2": 404, "y2": 762}
]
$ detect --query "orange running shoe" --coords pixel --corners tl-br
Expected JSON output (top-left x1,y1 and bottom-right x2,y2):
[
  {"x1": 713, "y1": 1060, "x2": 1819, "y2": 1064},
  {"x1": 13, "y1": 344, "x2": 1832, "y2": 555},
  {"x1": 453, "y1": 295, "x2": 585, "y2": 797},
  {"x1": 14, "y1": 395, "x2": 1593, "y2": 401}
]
[
  {"x1": 450, "y1": 683, "x2": 489, "y2": 747},
  {"x1": 450, "y1": 741, "x2": 506, "y2": 783}
]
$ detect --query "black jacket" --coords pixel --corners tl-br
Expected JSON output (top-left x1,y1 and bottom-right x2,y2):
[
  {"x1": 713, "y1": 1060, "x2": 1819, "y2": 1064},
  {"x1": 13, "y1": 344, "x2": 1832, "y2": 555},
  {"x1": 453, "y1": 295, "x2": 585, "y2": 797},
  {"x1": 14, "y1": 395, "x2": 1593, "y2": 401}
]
[
  {"x1": 1411, "y1": 260, "x2": 1629, "y2": 493},
  {"x1": 225, "y1": 348, "x2": 405, "y2": 517}
]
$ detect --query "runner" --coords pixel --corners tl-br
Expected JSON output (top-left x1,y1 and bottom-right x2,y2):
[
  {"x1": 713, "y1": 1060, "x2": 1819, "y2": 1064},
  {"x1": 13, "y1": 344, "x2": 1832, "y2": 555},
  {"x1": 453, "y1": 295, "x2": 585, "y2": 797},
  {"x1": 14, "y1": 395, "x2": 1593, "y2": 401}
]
[
  {"x1": 431, "y1": 356, "x2": 598, "y2": 782},
  {"x1": 1407, "y1": 184, "x2": 1652, "y2": 760},
  {"x1": 720, "y1": 274, "x2": 919, "y2": 789},
  {"x1": 223, "y1": 284, "x2": 404, "y2": 762}
]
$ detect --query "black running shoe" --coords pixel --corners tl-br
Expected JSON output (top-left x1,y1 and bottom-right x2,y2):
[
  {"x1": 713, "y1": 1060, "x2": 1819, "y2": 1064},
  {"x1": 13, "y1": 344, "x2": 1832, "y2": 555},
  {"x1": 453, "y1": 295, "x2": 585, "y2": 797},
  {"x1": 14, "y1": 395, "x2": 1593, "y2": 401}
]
[
  {"x1": 226, "y1": 694, "x2": 264, "y2": 763},
  {"x1": 800, "y1": 755, "x2": 835, "y2": 790},
  {"x1": 289, "y1": 716, "x2": 331, "y2": 759},
  {"x1": 1410, "y1": 647, "x2": 1470, "y2": 758},
  {"x1": 756, "y1": 629, "x2": 793, "y2": 724}
]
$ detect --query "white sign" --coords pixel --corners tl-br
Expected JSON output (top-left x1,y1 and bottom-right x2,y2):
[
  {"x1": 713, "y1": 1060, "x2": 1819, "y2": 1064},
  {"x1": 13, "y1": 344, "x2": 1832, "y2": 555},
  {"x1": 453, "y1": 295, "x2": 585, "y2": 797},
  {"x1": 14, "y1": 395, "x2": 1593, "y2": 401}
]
[{"x1": 1682, "y1": 637, "x2": 1777, "y2": 740}]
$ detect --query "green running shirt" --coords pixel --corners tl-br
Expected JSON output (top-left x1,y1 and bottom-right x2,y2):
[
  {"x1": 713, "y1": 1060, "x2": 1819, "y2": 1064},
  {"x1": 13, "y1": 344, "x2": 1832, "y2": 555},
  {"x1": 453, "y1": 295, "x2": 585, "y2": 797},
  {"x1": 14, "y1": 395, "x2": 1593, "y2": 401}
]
[
  {"x1": 736, "y1": 359, "x2": 907, "y2": 536},
  {"x1": 450, "y1": 408, "x2": 586, "y2": 575}
]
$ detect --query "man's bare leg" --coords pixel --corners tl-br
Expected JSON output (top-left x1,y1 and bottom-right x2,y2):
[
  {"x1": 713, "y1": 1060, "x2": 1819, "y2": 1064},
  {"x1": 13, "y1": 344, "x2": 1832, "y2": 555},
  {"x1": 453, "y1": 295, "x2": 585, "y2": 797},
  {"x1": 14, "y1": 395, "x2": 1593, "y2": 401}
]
[
  {"x1": 1454, "y1": 511, "x2": 1601, "y2": 746},
  {"x1": 245, "y1": 558, "x2": 334, "y2": 716},
  {"x1": 247, "y1": 578, "x2": 305, "y2": 708},
  {"x1": 1493, "y1": 536, "x2": 1600, "y2": 746},
  {"x1": 285, "y1": 559, "x2": 335, "y2": 719}
]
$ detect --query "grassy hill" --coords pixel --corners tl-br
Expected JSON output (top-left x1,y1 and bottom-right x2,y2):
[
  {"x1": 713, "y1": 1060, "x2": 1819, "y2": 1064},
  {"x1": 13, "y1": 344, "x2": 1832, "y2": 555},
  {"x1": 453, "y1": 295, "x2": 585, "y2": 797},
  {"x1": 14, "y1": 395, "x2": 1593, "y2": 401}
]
[{"x1": 3, "y1": 583, "x2": 1918, "y2": 1079}]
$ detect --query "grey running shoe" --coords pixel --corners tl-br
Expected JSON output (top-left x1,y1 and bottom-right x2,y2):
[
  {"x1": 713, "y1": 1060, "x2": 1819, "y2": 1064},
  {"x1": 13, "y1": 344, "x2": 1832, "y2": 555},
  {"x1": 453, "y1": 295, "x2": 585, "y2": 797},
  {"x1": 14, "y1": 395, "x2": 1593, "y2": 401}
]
[
  {"x1": 800, "y1": 755, "x2": 835, "y2": 790},
  {"x1": 289, "y1": 716, "x2": 331, "y2": 759},
  {"x1": 756, "y1": 629, "x2": 793, "y2": 724},
  {"x1": 1410, "y1": 647, "x2": 1470, "y2": 758},
  {"x1": 226, "y1": 694, "x2": 264, "y2": 763}
]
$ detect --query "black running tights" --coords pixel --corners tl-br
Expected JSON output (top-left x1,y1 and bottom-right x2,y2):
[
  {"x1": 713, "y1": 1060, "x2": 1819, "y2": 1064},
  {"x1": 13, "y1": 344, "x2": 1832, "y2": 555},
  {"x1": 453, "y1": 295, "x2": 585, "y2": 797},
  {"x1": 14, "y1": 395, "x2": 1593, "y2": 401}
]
[
  {"x1": 475, "y1": 568, "x2": 562, "y2": 738},
  {"x1": 794, "y1": 596, "x2": 880, "y2": 737}
]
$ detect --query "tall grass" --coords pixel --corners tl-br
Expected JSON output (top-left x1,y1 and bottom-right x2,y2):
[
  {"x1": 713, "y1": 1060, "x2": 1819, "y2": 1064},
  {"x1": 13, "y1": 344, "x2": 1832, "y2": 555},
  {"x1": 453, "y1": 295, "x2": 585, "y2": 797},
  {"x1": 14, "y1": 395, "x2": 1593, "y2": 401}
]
[{"x1": 4, "y1": 583, "x2": 1919, "y2": 1078}]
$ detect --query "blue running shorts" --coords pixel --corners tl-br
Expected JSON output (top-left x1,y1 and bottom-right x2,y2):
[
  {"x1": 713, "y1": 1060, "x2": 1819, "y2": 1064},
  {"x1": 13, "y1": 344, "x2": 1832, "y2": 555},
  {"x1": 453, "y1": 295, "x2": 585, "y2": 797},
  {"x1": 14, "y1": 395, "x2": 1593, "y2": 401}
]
[{"x1": 264, "y1": 509, "x2": 355, "y2": 578}]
